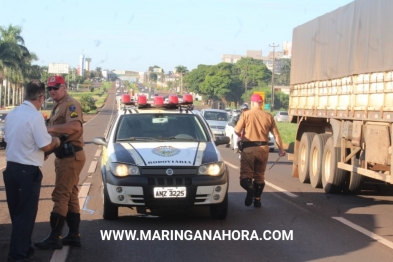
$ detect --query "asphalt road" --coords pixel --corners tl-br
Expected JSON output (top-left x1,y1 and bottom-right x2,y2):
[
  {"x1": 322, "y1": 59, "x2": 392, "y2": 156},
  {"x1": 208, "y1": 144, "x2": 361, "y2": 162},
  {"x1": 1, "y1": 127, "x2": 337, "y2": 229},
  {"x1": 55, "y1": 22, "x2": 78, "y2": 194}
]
[{"x1": 1, "y1": 83, "x2": 393, "y2": 262}]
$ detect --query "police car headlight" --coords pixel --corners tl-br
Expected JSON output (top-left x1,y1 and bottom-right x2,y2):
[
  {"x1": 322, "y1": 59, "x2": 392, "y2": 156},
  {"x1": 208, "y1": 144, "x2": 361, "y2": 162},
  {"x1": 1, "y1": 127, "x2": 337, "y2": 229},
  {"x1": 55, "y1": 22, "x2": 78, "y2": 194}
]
[
  {"x1": 198, "y1": 161, "x2": 225, "y2": 176},
  {"x1": 110, "y1": 162, "x2": 140, "y2": 177}
]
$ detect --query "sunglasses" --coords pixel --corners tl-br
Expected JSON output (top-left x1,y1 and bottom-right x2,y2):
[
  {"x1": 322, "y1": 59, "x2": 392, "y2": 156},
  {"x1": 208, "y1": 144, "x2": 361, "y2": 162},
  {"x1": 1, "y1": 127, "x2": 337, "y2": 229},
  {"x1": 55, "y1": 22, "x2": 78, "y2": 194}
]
[{"x1": 47, "y1": 86, "x2": 61, "y2": 91}]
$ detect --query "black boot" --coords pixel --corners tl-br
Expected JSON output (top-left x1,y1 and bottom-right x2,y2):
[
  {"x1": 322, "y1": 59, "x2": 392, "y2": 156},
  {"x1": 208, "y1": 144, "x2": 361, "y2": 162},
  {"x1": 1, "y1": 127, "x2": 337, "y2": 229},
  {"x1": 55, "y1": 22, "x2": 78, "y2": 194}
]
[
  {"x1": 240, "y1": 178, "x2": 255, "y2": 206},
  {"x1": 62, "y1": 212, "x2": 82, "y2": 247},
  {"x1": 34, "y1": 212, "x2": 65, "y2": 250},
  {"x1": 253, "y1": 182, "x2": 265, "y2": 207}
]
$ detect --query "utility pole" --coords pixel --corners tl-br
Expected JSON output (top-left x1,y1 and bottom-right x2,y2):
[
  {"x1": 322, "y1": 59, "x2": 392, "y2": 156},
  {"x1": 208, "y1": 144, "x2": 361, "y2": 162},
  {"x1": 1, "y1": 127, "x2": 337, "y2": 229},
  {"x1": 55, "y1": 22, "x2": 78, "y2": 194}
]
[{"x1": 269, "y1": 43, "x2": 279, "y2": 112}]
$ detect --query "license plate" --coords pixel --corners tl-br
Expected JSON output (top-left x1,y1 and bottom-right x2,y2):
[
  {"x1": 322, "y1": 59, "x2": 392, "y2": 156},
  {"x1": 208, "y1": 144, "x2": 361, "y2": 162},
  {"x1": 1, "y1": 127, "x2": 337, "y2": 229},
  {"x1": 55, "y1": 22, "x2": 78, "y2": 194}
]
[{"x1": 154, "y1": 187, "x2": 186, "y2": 198}]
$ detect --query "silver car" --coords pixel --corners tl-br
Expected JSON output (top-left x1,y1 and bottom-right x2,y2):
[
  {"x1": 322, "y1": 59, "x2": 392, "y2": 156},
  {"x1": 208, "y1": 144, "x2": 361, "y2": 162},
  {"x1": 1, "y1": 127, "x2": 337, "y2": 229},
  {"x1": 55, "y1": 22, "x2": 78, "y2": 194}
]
[
  {"x1": 199, "y1": 109, "x2": 229, "y2": 137},
  {"x1": 274, "y1": 111, "x2": 289, "y2": 122}
]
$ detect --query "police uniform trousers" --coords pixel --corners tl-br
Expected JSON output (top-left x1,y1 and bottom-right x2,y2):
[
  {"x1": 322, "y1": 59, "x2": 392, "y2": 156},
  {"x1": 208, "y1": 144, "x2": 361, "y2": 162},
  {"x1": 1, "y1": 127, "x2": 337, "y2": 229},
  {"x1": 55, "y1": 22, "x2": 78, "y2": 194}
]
[
  {"x1": 52, "y1": 150, "x2": 86, "y2": 216},
  {"x1": 3, "y1": 161, "x2": 42, "y2": 260},
  {"x1": 240, "y1": 145, "x2": 270, "y2": 183}
]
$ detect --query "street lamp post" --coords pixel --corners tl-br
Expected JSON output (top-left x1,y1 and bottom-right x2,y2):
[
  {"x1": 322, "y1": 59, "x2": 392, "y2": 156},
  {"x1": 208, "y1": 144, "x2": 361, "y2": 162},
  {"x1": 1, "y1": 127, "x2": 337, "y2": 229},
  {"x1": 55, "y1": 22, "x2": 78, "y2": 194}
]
[{"x1": 269, "y1": 43, "x2": 279, "y2": 112}]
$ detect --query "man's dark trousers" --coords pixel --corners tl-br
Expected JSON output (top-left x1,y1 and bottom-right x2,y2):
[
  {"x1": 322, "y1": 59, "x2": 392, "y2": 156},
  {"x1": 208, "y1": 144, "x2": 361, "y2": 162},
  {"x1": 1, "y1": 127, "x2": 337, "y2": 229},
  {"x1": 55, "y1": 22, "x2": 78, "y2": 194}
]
[{"x1": 3, "y1": 161, "x2": 42, "y2": 260}]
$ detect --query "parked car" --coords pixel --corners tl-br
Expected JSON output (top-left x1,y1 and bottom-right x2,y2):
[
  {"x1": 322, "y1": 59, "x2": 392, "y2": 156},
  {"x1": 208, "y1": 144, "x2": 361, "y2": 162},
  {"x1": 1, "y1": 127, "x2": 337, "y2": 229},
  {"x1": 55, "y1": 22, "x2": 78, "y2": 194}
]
[
  {"x1": 199, "y1": 109, "x2": 229, "y2": 137},
  {"x1": 224, "y1": 108, "x2": 232, "y2": 117},
  {"x1": 274, "y1": 111, "x2": 289, "y2": 122},
  {"x1": 0, "y1": 110, "x2": 10, "y2": 149}
]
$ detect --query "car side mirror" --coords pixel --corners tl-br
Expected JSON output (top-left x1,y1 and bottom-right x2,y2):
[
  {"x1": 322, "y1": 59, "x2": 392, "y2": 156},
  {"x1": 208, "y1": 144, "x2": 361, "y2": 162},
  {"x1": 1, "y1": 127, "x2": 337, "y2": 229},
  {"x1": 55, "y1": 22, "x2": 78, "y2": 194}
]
[{"x1": 93, "y1": 137, "x2": 108, "y2": 147}]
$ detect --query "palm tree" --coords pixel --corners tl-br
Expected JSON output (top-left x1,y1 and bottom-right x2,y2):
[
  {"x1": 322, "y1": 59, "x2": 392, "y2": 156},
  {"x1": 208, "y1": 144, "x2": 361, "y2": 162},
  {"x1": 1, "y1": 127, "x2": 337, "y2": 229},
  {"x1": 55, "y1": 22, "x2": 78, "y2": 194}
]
[
  {"x1": 175, "y1": 65, "x2": 188, "y2": 94},
  {"x1": 0, "y1": 25, "x2": 32, "y2": 107}
]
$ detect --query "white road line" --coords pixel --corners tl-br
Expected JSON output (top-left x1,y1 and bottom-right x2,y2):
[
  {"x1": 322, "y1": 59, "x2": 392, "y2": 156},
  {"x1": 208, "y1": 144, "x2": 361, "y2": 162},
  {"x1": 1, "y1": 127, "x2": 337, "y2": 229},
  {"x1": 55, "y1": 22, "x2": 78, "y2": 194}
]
[
  {"x1": 265, "y1": 181, "x2": 298, "y2": 198},
  {"x1": 88, "y1": 161, "x2": 98, "y2": 174},
  {"x1": 224, "y1": 161, "x2": 239, "y2": 170},
  {"x1": 333, "y1": 217, "x2": 393, "y2": 250},
  {"x1": 50, "y1": 246, "x2": 69, "y2": 262},
  {"x1": 224, "y1": 160, "x2": 298, "y2": 198},
  {"x1": 95, "y1": 149, "x2": 102, "y2": 157},
  {"x1": 78, "y1": 183, "x2": 91, "y2": 208}
]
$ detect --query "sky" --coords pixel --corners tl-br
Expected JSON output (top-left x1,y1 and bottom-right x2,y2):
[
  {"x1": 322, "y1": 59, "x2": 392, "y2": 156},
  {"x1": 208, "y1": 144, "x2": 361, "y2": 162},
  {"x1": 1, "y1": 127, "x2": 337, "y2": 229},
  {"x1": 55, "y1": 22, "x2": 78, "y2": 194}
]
[{"x1": 0, "y1": 0, "x2": 354, "y2": 73}]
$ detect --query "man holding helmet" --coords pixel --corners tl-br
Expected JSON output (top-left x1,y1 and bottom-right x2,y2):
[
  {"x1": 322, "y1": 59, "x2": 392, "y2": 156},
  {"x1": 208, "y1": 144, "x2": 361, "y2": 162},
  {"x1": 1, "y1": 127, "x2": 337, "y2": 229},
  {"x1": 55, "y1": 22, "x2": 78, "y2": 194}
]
[{"x1": 35, "y1": 76, "x2": 86, "y2": 250}]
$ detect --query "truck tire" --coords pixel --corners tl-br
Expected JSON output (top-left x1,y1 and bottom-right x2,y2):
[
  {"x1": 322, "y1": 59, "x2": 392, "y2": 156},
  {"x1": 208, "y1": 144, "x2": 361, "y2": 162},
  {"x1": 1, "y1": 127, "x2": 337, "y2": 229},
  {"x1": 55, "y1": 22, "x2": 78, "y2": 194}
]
[
  {"x1": 348, "y1": 155, "x2": 364, "y2": 193},
  {"x1": 309, "y1": 134, "x2": 331, "y2": 188},
  {"x1": 298, "y1": 132, "x2": 316, "y2": 183},
  {"x1": 322, "y1": 137, "x2": 347, "y2": 193}
]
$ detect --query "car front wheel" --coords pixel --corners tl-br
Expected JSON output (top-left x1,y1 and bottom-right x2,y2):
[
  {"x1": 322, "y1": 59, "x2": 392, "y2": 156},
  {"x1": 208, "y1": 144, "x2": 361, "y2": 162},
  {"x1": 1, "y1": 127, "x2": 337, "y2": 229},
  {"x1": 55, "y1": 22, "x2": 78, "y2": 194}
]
[
  {"x1": 103, "y1": 184, "x2": 119, "y2": 220},
  {"x1": 209, "y1": 192, "x2": 228, "y2": 220}
]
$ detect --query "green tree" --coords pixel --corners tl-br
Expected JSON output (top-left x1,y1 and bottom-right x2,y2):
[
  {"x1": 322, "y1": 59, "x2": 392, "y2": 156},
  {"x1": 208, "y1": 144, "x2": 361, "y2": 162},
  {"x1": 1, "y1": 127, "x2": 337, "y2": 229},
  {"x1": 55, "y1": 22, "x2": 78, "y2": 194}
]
[
  {"x1": 0, "y1": 25, "x2": 35, "y2": 107},
  {"x1": 184, "y1": 64, "x2": 211, "y2": 94},
  {"x1": 175, "y1": 65, "x2": 188, "y2": 93},
  {"x1": 276, "y1": 59, "x2": 291, "y2": 85},
  {"x1": 200, "y1": 63, "x2": 238, "y2": 101},
  {"x1": 234, "y1": 57, "x2": 272, "y2": 92},
  {"x1": 80, "y1": 94, "x2": 96, "y2": 113},
  {"x1": 95, "y1": 67, "x2": 102, "y2": 78}
]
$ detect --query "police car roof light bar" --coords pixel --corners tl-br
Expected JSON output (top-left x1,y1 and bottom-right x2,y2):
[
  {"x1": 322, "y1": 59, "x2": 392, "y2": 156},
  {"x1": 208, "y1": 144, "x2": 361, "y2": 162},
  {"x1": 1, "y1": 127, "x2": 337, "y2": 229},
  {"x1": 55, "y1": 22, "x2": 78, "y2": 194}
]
[{"x1": 122, "y1": 105, "x2": 139, "y2": 114}]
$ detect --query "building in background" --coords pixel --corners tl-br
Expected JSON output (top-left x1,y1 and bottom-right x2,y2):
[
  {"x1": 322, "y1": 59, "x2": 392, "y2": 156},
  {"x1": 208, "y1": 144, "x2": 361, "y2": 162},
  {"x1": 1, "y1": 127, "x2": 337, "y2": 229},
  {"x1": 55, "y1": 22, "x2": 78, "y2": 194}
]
[
  {"x1": 221, "y1": 45, "x2": 291, "y2": 74},
  {"x1": 78, "y1": 54, "x2": 85, "y2": 76},
  {"x1": 85, "y1": 57, "x2": 91, "y2": 72}
]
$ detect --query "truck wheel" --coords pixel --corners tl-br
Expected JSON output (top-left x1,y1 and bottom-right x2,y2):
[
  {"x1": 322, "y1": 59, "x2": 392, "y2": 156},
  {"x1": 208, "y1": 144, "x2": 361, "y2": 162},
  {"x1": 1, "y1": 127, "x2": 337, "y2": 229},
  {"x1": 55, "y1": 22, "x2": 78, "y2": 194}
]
[
  {"x1": 210, "y1": 192, "x2": 228, "y2": 220},
  {"x1": 309, "y1": 134, "x2": 331, "y2": 188},
  {"x1": 298, "y1": 132, "x2": 316, "y2": 183},
  {"x1": 348, "y1": 156, "x2": 364, "y2": 193},
  {"x1": 322, "y1": 137, "x2": 347, "y2": 193},
  {"x1": 103, "y1": 185, "x2": 119, "y2": 220}
]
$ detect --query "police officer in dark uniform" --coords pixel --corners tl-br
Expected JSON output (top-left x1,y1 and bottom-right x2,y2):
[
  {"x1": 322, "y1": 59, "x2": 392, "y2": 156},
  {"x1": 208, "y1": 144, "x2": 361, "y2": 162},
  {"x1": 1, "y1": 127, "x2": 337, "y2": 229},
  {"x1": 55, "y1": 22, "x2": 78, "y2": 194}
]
[
  {"x1": 234, "y1": 94, "x2": 286, "y2": 207},
  {"x1": 35, "y1": 76, "x2": 86, "y2": 249}
]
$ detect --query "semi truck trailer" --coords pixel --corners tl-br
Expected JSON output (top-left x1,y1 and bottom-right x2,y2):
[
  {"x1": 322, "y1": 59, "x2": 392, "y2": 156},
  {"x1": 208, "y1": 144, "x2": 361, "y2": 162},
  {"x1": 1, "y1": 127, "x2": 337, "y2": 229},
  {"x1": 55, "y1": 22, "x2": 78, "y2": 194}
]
[{"x1": 289, "y1": 0, "x2": 393, "y2": 193}]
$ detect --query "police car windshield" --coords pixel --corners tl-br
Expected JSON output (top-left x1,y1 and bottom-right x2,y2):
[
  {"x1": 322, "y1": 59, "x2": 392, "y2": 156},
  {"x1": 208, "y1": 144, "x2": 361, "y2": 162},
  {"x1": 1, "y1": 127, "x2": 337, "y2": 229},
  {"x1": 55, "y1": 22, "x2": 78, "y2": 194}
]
[{"x1": 115, "y1": 114, "x2": 208, "y2": 142}]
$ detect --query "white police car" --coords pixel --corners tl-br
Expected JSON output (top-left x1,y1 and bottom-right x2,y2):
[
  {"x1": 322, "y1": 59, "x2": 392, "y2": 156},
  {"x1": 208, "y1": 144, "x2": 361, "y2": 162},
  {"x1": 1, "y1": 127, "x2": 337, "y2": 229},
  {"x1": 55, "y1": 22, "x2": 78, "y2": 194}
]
[{"x1": 94, "y1": 94, "x2": 230, "y2": 220}]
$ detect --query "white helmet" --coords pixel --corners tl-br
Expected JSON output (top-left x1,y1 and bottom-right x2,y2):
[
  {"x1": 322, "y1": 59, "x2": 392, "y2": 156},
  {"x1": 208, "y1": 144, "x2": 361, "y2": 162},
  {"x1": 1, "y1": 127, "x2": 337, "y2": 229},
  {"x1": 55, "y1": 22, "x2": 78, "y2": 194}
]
[{"x1": 240, "y1": 104, "x2": 249, "y2": 110}]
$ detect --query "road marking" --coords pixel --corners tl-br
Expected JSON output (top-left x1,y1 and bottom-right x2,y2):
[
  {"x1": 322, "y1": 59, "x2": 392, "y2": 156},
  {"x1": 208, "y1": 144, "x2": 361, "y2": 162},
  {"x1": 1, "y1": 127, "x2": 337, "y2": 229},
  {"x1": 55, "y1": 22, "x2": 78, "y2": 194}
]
[
  {"x1": 333, "y1": 217, "x2": 393, "y2": 250},
  {"x1": 88, "y1": 161, "x2": 98, "y2": 173},
  {"x1": 265, "y1": 181, "x2": 298, "y2": 198},
  {"x1": 224, "y1": 161, "x2": 239, "y2": 170},
  {"x1": 78, "y1": 183, "x2": 91, "y2": 208},
  {"x1": 50, "y1": 246, "x2": 69, "y2": 262},
  {"x1": 95, "y1": 149, "x2": 102, "y2": 157},
  {"x1": 224, "y1": 161, "x2": 298, "y2": 198}
]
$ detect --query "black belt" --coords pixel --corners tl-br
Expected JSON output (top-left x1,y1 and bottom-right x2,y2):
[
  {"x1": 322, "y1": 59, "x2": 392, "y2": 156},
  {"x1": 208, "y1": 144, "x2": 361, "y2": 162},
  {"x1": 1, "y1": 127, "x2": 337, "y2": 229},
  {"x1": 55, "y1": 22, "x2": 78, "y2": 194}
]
[
  {"x1": 241, "y1": 141, "x2": 268, "y2": 150},
  {"x1": 74, "y1": 146, "x2": 83, "y2": 152}
]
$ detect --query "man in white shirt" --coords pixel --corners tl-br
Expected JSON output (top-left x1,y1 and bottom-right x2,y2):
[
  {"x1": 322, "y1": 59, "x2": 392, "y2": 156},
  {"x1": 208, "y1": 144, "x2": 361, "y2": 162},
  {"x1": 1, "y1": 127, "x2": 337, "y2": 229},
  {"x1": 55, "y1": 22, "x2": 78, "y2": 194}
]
[{"x1": 3, "y1": 80, "x2": 60, "y2": 262}]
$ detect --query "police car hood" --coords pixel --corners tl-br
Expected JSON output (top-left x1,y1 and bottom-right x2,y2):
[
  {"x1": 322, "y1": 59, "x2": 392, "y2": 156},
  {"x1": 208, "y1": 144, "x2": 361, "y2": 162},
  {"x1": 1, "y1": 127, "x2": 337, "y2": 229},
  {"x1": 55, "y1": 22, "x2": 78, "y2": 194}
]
[{"x1": 112, "y1": 141, "x2": 221, "y2": 166}]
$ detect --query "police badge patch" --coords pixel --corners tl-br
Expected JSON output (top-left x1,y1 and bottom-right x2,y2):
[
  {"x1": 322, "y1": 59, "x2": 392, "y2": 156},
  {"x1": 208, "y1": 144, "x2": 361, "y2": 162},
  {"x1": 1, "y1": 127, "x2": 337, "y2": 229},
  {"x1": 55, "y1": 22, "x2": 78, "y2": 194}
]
[
  {"x1": 70, "y1": 111, "x2": 78, "y2": 118},
  {"x1": 152, "y1": 146, "x2": 180, "y2": 157},
  {"x1": 68, "y1": 104, "x2": 76, "y2": 111}
]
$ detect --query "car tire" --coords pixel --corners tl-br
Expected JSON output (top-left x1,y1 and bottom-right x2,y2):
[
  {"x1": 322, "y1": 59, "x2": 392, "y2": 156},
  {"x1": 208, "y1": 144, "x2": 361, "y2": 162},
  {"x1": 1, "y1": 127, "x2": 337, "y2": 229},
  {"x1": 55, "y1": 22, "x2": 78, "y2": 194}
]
[
  {"x1": 103, "y1": 185, "x2": 119, "y2": 220},
  {"x1": 209, "y1": 192, "x2": 228, "y2": 220}
]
